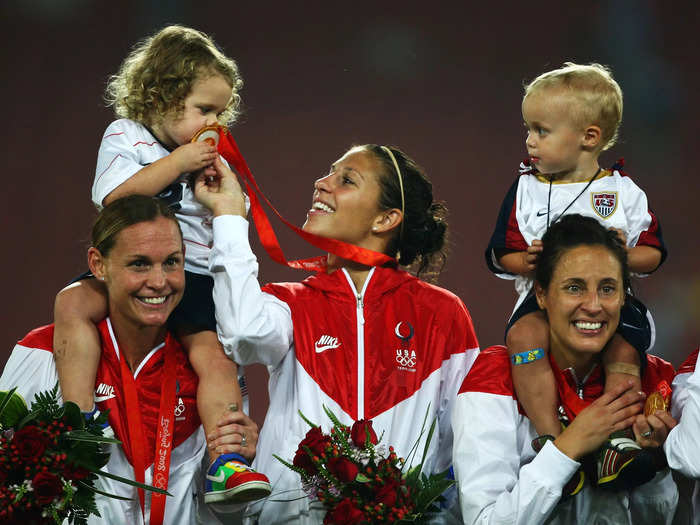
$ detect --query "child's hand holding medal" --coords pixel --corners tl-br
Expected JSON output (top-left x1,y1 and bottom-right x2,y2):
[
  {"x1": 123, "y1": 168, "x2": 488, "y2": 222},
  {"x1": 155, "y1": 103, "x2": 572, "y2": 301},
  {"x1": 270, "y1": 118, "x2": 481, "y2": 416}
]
[{"x1": 189, "y1": 125, "x2": 223, "y2": 186}]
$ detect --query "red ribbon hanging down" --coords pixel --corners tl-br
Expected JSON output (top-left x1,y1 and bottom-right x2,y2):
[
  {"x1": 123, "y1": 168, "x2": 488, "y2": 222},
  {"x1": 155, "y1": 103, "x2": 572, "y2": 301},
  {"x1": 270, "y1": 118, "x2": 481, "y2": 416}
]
[
  {"x1": 214, "y1": 128, "x2": 396, "y2": 272},
  {"x1": 118, "y1": 345, "x2": 177, "y2": 525}
]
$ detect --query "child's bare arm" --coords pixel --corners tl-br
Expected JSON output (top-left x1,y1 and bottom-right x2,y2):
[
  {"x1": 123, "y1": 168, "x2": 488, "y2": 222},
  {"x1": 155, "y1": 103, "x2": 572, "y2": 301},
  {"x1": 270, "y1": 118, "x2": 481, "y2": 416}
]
[
  {"x1": 180, "y1": 330, "x2": 242, "y2": 464},
  {"x1": 104, "y1": 142, "x2": 217, "y2": 205},
  {"x1": 627, "y1": 245, "x2": 663, "y2": 274},
  {"x1": 497, "y1": 239, "x2": 543, "y2": 276},
  {"x1": 608, "y1": 227, "x2": 662, "y2": 274},
  {"x1": 53, "y1": 279, "x2": 108, "y2": 411}
]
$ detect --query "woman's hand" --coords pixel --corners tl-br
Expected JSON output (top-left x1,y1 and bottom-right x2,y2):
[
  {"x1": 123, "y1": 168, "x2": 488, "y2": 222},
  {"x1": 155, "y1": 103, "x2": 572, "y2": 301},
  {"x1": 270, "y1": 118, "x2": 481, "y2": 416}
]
[
  {"x1": 633, "y1": 411, "x2": 677, "y2": 449},
  {"x1": 554, "y1": 381, "x2": 645, "y2": 460},
  {"x1": 194, "y1": 156, "x2": 247, "y2": 217},
  {"x1": 207, "y1": 405, "x2": 259, "y2": 463}
]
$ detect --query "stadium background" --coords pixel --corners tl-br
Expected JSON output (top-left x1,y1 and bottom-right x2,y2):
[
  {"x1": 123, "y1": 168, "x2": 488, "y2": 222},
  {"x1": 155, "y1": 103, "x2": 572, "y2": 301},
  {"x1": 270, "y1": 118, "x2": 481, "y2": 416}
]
[{"x1": 1, "y1": 1, "x2": 698, "y2": 426}]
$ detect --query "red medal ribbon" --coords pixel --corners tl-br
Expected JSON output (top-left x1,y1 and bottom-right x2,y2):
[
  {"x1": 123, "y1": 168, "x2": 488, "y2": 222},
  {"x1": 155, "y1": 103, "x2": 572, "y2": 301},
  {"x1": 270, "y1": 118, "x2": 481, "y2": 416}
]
[
  {"x1": 118, "y1": 344, "x2": 177, "y2": 525},
  {"x1": 550, "y1": 353, "x2": 591, "y2": 422},
  {"x1": 149, "y1": 346, "x2": 176, "y2": 525},
  {"x1": 215, "y1": 128, "x2": 396, "y2": 271}
]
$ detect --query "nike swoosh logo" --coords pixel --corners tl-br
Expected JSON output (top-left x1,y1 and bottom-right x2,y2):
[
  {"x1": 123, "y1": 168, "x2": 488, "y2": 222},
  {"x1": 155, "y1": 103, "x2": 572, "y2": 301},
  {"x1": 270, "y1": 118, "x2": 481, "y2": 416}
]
[
  {"x1": 94, "y1": 394, "x2": 116, "y2": 403},
  {"x1": 207, "y1": 471, "x2": 226, "y2": 483},
  {"x1": 536, "y1": 210, "x2": 548, "y2": 217},
  {"x1": 315, "y1": 344, "x2": 339, "y2": 353}
]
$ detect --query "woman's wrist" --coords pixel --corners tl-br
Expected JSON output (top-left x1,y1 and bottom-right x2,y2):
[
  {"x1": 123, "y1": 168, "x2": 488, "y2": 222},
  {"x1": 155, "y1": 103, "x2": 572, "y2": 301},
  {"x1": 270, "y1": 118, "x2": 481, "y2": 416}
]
[
  {"x1": 553, "y1": 433, "x2": 583, "y2": 461},
  {"x1": 211, "y1": 198, "x2": 247, "y2": 218}
]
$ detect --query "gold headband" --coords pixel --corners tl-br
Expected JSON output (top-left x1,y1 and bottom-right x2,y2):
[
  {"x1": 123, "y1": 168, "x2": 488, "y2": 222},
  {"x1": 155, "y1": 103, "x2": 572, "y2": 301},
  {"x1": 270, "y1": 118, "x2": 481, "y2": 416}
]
[{"x1": 380, "y1": 146, "x2": 405, "y2": 239}]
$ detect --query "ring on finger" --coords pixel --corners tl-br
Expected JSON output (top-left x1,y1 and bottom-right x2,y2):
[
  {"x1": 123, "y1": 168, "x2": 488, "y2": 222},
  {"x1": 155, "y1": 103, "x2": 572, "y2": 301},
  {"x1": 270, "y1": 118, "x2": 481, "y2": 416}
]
[
  {"x1": 241, "y1": 433, "x2": 247, "y2": 447},
  {"x1": 641, "y1": 430, "x2": 653, "y2": 438}
]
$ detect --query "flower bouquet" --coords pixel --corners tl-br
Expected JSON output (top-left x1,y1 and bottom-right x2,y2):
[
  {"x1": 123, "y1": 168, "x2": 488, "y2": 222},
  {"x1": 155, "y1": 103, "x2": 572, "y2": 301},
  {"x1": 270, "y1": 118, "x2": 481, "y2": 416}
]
[
  {"x1": 275, "y1": 406, "x2": 454, "y2": 524},
  {"x1": 0, "y1": 386, "x2": 166, "y2": 525}
]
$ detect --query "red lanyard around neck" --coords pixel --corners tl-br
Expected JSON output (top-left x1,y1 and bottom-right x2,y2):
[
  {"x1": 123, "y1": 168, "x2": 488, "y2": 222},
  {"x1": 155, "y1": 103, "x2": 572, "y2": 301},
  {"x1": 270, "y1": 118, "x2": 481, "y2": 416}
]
[
  {"x1": 215, "y1": 129, "x2": 396, "y2": 272},
  {"x1": 549, "y1": 353, "x2": 592, "y2": 422},
  {"x1": 118, "y1": 344, "x2": 177, "y2": 525}
]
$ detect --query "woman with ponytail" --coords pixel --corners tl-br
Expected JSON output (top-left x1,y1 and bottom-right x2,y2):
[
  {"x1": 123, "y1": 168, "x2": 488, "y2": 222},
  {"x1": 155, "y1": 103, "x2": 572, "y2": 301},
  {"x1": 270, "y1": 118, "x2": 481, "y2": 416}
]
[{"x1": 195, "y1": 144, "x2": 480, "y2": 523}]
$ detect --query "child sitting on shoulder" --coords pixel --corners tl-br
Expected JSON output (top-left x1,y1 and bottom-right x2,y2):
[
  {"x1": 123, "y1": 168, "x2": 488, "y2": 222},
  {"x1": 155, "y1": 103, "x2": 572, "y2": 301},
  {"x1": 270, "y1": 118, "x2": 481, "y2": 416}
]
[
  {"x1": 485, "y1": 62, "x2": 667, "y2": 493},
  {"x1": 53, "y1": 24, "x2": 270, "y2": 505}
]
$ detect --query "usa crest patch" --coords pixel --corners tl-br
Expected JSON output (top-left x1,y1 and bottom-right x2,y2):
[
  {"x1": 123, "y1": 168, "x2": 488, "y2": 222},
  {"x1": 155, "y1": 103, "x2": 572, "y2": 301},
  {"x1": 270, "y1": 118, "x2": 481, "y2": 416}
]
[{"x1": 591, "y1": 191, "x2": 617, "y2": 218}]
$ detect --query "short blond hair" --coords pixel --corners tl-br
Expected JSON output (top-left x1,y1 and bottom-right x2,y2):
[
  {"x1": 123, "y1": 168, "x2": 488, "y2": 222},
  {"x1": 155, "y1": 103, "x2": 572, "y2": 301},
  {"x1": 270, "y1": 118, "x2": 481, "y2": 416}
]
[
  {"x1": 105, "y1": 25, "x2": 243, "y2": 127},
  {"x1": 524, "y1": 62, "x2": 623, "y2": 151}
]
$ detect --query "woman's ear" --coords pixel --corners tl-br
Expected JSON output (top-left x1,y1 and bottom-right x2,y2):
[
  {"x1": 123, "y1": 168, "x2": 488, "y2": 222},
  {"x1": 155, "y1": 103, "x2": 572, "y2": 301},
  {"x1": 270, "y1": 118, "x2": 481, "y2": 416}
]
[
  {"x1": 372, "y1": 208, "x2": 403, "y2": 234},
  {"x1": 87, "y1": 247, "x2": 106, "y2": 281},
  {"x1": 534, "y1": 282, "x2": 547, "y2": 310}
]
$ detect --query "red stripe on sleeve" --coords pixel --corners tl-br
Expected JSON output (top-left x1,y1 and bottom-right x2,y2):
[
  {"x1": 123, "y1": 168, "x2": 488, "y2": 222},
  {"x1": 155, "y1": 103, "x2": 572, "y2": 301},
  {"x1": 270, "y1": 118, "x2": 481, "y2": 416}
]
[
  {"x1": 505, "y1": 199, "x2": 528, "y2": 251},
  {"x1": 17, "y1": 324, "x2": 55, "y2": 353},
  {"x1": 678, "y1": 349, "x2": 699, "y2": 376},
  {"x1": 458, "y1": 345, "x2": 514, "y2": 397},
  {"x1": 637, "y1": 210, "x2": 662, "y2": 249}
]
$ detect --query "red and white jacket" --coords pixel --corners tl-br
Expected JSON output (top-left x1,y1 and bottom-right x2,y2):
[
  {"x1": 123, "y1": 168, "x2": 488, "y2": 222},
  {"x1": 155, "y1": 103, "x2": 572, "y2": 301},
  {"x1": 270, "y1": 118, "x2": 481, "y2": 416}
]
[
  {"x1": 210, "y1": 215, "x2": 480, "y2": 524},
  {"x1": 0, "y1": 319, "x2": 219, "y2": 525},
  {"x1": 664, "y1": 347, "x2": 700, "y2": 523},
  {"x1": 453, "y1": 346, "x2": 678, "y2": 525}
]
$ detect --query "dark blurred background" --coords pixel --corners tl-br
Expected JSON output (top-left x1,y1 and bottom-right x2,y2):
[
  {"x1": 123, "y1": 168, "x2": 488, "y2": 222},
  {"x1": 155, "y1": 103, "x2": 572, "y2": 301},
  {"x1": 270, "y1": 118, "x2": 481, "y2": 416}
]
[{"x1": 1, "y1": 1, "x2": 698, "y2": 426}]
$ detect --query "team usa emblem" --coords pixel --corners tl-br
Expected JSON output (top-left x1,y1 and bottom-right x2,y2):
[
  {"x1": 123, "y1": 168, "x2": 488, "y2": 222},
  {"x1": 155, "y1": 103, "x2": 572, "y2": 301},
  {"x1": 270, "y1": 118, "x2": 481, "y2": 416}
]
[
  {"x1": 396, "y1": 349, "x2": 417, "y2": 370},
  {"x1": 591, "y1": 191, "x2": 618, "y2": 218},
  {"x1": 394, "y1": 321, "x2": 417, "y2": 371}
]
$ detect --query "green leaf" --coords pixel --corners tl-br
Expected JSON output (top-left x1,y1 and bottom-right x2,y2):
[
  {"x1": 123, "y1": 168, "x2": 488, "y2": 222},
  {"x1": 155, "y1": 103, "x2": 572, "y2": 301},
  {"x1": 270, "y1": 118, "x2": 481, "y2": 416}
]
[
  {"x1": 402, "y1": 403, "x2": 431, "y2": 475},
  {"x1": 78, "y1": 480, "x2": 135, "y2": 501},
  {"x1": 273, "y1": 454, "x2": 295, "y2": 470},
  {"x1": 62, "y1": 401, "x2": 86, "y2": 430},
  {"x1": 83, "y1": 467, "x2": 171, "y2": 495},
  {"x1": 419, "y1": 417, "x2": 438, "y2": 473},
  {"x1": 355, "y1": 473, "x2": 370, "y2": 483},
  {"x1": 64, "y1": 430, "x2": 122, "y2": 445},
  {"x1": 297, "y1": 410, "x2": 318, "y2": 429},
  {"x1": 0, "y1": 388, "x2": 29, "y2": 428}
]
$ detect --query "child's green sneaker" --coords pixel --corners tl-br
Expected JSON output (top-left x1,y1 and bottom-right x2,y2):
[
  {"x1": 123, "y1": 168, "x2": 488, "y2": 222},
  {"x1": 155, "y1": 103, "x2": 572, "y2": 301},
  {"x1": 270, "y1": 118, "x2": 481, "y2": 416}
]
[{"x1": 204, "y1": 453, "x2": 271, "y2": 504}]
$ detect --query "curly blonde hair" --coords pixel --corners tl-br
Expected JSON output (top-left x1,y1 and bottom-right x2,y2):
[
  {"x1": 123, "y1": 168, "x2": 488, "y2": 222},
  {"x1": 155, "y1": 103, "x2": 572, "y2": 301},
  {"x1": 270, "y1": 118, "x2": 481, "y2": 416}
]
[
  {"x1": 524, "y1": 62, "x2": 623, "y2": 151},
  {"x1": 105, "y1": 25, "x2": 243, "y2": 127}
]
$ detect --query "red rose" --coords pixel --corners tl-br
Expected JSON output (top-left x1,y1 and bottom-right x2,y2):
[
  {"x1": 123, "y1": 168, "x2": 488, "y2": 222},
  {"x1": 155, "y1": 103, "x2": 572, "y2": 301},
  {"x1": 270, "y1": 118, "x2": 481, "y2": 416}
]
[
  {"x1": 324, "y1": 498, "x2": 366, "y2": 524},
  {"x1": 63, "y1": 463, "x2": 90, "y2": 481},
  {"x1": 298, "y1": 426, "x2": 331, "y2": 456},
  {"x1": 373, "y1": 478, "x2": 400, "y2": 507},
  {"x1": 293, "y1": 448, "x2": 316, "y2": 474},
  {"x1": 350, "y1": 419, "x2": 378, "y2": 447},
  {"x1": 32, "y1": 471, "x2": 62, "y2": 505},
  {"x1": 327, "y1": 456, "x2": 359, "y2": 482},
  {"x1": 13, "y1": 426, "x2": 49, "y2": 461}
]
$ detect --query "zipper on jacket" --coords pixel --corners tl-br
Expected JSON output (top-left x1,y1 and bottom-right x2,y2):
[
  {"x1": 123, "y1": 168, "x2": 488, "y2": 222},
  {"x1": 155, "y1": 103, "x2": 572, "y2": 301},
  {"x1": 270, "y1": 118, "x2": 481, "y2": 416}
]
[
  {"x1": 356, "y1": 292, "x2": 365, "y2": 419},
  {"x1": 568, "y1": 365, "x2": 596, "y2": 399},
  {"x1": 342, "y1": 268, "x2": 374, "y2": 420}
]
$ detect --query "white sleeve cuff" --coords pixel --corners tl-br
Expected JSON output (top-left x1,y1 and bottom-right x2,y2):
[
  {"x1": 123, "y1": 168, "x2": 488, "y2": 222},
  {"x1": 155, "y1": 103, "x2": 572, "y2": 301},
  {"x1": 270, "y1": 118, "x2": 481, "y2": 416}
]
[{"x1": 532, "y1": 440, "x2": 581, "y2": 491}]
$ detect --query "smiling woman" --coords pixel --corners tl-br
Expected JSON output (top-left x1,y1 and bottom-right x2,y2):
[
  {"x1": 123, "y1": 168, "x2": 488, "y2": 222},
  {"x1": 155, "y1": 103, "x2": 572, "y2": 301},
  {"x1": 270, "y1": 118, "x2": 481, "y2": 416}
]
[
  {"x1": 194, "y1": 145, "x2": 480, "y2": 523},
  {"x1": 453, "y1": 214, "x2": 678, "y2": 524},
  {"x1": 0, "y1": 195, "x2": 261, "y2": 524},
  {"x1": 88, "y1": 211, "x2": 185, "y2": 343}
]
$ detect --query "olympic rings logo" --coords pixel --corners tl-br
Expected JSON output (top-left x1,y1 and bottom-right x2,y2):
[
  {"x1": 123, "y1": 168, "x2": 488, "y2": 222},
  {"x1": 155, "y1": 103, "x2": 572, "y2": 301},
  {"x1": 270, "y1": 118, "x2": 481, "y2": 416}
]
[
  {"x1": 396, "y1": 349, "x2": 417, "y2": 368},
  {"x1": 174, "y1": 399, "x2": 186, "y2": 417}
]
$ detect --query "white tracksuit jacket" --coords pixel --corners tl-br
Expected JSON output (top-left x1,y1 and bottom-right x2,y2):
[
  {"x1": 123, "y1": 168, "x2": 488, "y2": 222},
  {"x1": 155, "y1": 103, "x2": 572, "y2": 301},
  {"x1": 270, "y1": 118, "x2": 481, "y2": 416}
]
[{"x1": 209, "y1": 215, "x2": 480, "y2": 524}]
